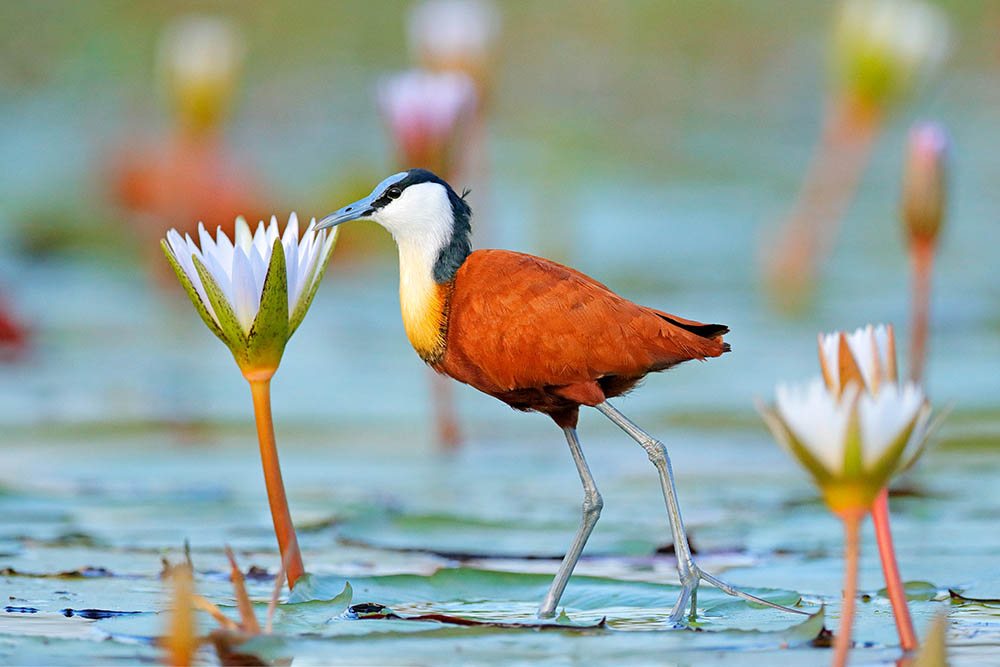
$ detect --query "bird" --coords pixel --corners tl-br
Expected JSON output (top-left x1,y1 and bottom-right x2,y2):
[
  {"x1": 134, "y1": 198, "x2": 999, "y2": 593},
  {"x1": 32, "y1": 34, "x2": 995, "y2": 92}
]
[{"x1": 317, "y1": 169, "x2": 804, "y2": 624}]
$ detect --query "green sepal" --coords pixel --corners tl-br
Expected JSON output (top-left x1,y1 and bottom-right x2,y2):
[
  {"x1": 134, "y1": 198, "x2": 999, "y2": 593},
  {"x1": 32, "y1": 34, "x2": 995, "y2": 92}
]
[
  {"x1": 161, "y1": 240, "x2": 226, "y2": 343},
  {"x1": 289, "y1": 227, "x2": 339, "y2": 336},
  {"x1": 192, "y1": 254, "x2": 248, "y2": 356},
  {"x1": 899, "y1": 404, "x2": 947, "y2": 474},
  {"x1": 842, "y1": 407, "x2": 864, "y2": 480},
  {"x1": 759, "y1": 405, "x2": 834, "y2": 485},
  {"x1": 246, "y1": 238, "x2": 290, "y2": 370},
  {"x1": 866, "y1": 410, "x2": 921, "y2": 488}
]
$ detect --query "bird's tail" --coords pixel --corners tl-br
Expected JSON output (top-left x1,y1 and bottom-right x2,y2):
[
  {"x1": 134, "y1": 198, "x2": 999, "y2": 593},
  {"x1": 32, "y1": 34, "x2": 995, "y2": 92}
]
[{"x1": 652, "y1": 311, "x2": 731, "y2": 354}]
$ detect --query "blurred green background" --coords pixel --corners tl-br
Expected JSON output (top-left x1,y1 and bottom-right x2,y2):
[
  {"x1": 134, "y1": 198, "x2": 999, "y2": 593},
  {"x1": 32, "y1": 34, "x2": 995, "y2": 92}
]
[
  {"x1": 1, "y1": 1, "x2": 999, "y2": 664},
  {"x1": 1, "y1": 0, "x2": 997, "y2": 429}
]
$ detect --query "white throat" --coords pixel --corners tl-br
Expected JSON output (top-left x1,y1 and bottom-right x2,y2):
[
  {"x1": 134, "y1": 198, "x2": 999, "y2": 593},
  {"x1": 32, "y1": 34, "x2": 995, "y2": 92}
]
[
  {"x1": 373, "y1": 179, "x2": 453, "y2": 293},
  {"x1": 371, "y1": 181, "x2": 456, "y2": 357}
]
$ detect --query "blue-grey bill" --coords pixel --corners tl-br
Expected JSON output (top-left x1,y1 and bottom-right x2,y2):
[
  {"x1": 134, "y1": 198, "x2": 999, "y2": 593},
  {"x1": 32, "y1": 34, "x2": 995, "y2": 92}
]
[{"x1": 316, "y1": 171, "x2": 410, "y2": 230}]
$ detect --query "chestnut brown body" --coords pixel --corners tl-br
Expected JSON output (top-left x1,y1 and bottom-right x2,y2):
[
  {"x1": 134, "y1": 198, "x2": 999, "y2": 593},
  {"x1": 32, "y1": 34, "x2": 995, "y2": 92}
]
[{"x1": 433, "y1": 249, "x2": 729, "y2": 428}]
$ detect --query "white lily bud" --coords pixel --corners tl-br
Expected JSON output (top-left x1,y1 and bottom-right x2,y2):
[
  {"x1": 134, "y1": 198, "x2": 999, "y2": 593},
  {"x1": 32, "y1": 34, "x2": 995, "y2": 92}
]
[
  {"x1": 762, "y1": 378, "x2": 932, "y2": 515},
  {"x1": 818, "y1": 324, "x2": 898, "y2": 396}
]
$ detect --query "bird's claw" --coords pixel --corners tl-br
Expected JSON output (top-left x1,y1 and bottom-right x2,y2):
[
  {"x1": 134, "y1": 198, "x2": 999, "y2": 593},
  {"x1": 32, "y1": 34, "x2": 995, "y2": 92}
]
[{"x1": 668, "y1": 564, "x2": 810, "y2": 625}]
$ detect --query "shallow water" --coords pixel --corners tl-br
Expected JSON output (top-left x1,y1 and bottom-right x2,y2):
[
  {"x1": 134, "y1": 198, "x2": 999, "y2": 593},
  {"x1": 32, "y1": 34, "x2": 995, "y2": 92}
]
[{"x1": 1, "y1": 1, "x2": 999, "y2": 664}]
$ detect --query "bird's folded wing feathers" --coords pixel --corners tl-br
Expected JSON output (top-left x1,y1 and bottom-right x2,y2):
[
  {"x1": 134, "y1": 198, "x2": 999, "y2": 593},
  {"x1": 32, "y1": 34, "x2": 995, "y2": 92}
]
[{"x1": 445, "y1": 250, "x2": 727, "y2": 392}]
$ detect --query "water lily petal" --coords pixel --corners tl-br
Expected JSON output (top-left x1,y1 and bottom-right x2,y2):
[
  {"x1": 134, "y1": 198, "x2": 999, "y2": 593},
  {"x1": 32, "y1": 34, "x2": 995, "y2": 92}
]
[
  {"x1": 775, "y1": 379, "x2": 852, "y2": 474},
  {"x1": 858, "y1": 383, "x2": 925, "y2": 467},
  {"x1": 161, "y1": 240, "x2": 224, "y2": 340},
  {"x1": 234, "y1": 216, "x2": 253, "y2": 252},
  {"x1": 296, "y1": 228, "x2": 319, "y2": 296},
  {"x1": 878, "y1": 324, "x2": 898, "y2": 384},
  {"x1": 283, "y1": 214, "x2": 300, "y2": 313},
  {"x1": 289, "y1": 221, "x2": 339, "y2": 336},
  {"x1": 192, "y1": 252, "x2": 247, "y2": 350},
  {"x1": 898, "y1": 402, "x2": 934, "y2": 472},
  {"x1": 759, "y1": 402, "x2": 836, "y2": 483},
  {"x1": 248, "y1": 242, "x2": 268, "y2": 303},
  {"x1": 197, "y1": 222, "x2": 217, "y2": 257},
  {"x1": 265, "y1": 215, "x2": 280, "y2": 246},
  {"x1": 203, "y1": 248, "x2": 236, "y2": 307},
  {"x1": 166, "y1": 230, "x2": 199, "y2": 283},
  {"x1": 845, "y1": 324, "x2": 895, "y2": 392},
  {"x1": 818, "y1": 332, "x2": 840, "y2": 391},
  {"x1": 231, "y1": 246, "x2": 260, "y2": 335},
  {"x1": 282, "y1": 212, "x2": 300, "y2": 246},
  {"x1": 252, "y1": 221, "x2": 270, "y2": 261},
  {"x1": 196, "y1": 223, "x2": 236, "y2": 306},
  {"x1": 167, "y1": 232, "x2": 215, "y2": 323},
  {"x1": 215, "y1": 226, "x2": 235, "y2": 278},
  {"x1": 819, "y1": 324, "x2": 898, "y2": 395}
]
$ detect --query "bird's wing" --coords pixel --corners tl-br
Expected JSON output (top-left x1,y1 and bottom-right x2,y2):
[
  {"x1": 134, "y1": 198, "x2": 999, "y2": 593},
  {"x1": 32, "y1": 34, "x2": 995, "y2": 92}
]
[{"x1": 443, "y1": 249, "x2": 727, "y2": 393}]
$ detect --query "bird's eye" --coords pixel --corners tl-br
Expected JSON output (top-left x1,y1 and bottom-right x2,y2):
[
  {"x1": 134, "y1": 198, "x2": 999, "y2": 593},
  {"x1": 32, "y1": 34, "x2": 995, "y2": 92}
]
[{"x1": 387, "y1": 187, "x2": 402, "y2": 199}]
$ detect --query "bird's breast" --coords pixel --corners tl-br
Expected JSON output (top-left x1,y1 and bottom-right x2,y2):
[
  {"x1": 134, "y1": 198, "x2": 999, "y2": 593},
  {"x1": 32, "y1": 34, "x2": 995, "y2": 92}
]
[{"x1": 399, "y1": 276, "x2": 451, "y2": 363}]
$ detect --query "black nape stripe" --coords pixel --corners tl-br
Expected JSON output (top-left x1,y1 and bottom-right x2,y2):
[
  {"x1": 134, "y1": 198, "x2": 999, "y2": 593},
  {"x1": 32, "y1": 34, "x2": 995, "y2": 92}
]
[
  {"x1": 377, "y1": 169, "x2": 473, "y2": 283},
  {"x1": 433, "y1": 185, "x2": 472, "y2": 283}
]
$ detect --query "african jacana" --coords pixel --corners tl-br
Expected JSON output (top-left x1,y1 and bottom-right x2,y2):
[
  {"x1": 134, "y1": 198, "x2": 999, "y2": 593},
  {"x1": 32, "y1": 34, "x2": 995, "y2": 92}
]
[{"x1": 318, "y1": 169, "x2": 802, "y2": 623}]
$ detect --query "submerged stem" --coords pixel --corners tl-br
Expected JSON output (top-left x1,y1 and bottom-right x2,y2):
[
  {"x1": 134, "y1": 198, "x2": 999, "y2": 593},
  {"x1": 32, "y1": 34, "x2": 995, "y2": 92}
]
[
  {"x1": 247, "y1": 376, "x2": 305, "y2": 589},
  {"x1": 872, "y1": 488, "x2": 918, "y2": 651},
  {"x1": 834, "y1": 512, "x2": 863, "y2": 667}
]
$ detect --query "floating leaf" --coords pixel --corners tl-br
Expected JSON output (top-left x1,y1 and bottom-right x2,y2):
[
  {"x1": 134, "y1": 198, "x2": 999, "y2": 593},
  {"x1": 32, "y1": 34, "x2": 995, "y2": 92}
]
[
  {"x1": 286, "y1": 577, "x2": 353, "y2": 608},
  {"x1": 875, "y1": 580, "x2": 939, "y2": 602}
]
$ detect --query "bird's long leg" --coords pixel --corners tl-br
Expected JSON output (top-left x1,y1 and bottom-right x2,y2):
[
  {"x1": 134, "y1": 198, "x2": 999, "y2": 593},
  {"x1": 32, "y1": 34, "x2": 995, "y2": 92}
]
[
  {"x1": 595, "y1": 401, "x2": 807, "y2": 624},
  {"x1": 537, "y1": 427, "x2": 604, "y2": 619}
]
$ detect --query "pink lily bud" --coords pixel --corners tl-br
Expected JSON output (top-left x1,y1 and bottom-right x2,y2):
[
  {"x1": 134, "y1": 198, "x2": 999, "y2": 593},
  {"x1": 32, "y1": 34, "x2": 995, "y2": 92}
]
[
  {"x1": 901, "y1": 122, "x2": 948, "y2": 245},
  {"x1": 376, "y1": 70, "x2": 478, "y2": 176}
]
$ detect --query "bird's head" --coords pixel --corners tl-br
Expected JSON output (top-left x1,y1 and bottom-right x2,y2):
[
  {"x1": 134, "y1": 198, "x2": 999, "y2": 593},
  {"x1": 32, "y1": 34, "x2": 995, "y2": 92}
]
[
  {"x1": 318, "y1": 169, "x2": 472, "y2": 282},
  {"x1": 317, "y1": 169, "x2": 466, "y2": 238}
]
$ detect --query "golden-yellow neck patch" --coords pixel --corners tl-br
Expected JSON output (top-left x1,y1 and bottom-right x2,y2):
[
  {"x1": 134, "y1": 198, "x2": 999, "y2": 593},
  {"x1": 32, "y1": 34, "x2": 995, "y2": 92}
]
[{"x1": 397, "y1": 240, "x2": 450, "y2": 362}]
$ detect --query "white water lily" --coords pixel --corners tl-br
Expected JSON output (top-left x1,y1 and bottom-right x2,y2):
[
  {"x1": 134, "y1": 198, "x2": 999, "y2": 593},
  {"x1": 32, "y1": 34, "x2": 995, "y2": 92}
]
[
  {"x1": 762, "y1": 377, "x2": 931, "y2": 514},
  {"x1": 832, "y1": 0, "x2": 950, "y2": 109},
  {"x1": 407, "y1": 0, "x2": 500, "y2": 74},
  {"x1": 162, "y1": 213, "x2": 332, "y2": 586},
  {"x1": 818, "y1": 323, "x2": 897, "y2": 395},
  {"x1": 162, "y1": 213, "x2": 338, "y2": 372}
]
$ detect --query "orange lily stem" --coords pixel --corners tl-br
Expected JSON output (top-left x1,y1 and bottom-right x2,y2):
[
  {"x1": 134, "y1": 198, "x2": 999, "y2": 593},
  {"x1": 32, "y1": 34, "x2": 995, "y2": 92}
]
[
  {"x1": 764, "y1": 96, "x2": 880, "y2": 309},
  {"x1": 872, "y1": 488, "x2": 918, "y2": 651},
  {"x1": 165, "y1": 565, "x2": 197, "y2": 667},
  {"x1": 908, "y1": 238, "x2": 935, "y2": 384},
  {"x1": 834, "y1": 512, "x2": 862, "y2": 667},
  {"x1": 247, "y1": 377, "x2": 305, "y2": 589}
]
